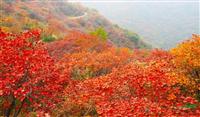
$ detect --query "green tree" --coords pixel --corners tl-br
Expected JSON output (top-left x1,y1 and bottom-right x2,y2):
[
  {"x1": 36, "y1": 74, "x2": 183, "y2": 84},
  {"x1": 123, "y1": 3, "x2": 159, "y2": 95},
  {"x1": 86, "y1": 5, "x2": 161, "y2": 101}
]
[
  {"x1": 41, "y1": 34, "x2": 57, "y2": 42},
  {"x1": 90, "y1": 27, "x2": 108, "y2": 41}
]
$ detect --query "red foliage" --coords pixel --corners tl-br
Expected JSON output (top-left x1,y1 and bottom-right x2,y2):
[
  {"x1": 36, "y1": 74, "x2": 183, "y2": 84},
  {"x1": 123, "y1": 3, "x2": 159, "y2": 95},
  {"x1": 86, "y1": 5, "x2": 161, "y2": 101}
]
[
  {"x1": 1, "y1": 28, "x2": 199, "y2": 116},
  {"x1": 0, "y1": 30, "x2": 67, "y2": 116},
  {"x1": 64, "y1": 50, "x2": 200, "y2": 116},
  {"x1": 46, "y1": 31, "x2": 111, "y2": 60}
]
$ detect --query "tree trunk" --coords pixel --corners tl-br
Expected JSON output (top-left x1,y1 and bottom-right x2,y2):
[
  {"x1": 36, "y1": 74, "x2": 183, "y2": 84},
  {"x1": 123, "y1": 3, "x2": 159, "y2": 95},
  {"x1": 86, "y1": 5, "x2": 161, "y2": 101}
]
[
  {"x1": 4, "y1": 96, "x2": 15, "y2": 117},
  {"x1": 13, "y1": 97, "x2": 26, "y2": 117}
]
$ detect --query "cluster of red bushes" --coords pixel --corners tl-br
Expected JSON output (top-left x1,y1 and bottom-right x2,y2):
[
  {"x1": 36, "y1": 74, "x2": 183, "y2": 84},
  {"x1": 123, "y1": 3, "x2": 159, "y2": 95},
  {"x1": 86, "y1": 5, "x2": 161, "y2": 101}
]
[{"x1": 0, "y1": 30, "x2": 199, "y2": 116}]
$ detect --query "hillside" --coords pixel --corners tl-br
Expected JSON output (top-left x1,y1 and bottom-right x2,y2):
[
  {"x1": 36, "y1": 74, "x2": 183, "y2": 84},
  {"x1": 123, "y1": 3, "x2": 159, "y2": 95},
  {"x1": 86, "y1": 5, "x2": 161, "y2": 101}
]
[
  {"x1": 82, "y1": 2, "x2": 199, "y2": 49},
  {"x1": 1, "y1": 1, "x2": 200, "y2": 116},
  {"x1": 0, "y1": 0, "x2": 150, "y2": 49}
]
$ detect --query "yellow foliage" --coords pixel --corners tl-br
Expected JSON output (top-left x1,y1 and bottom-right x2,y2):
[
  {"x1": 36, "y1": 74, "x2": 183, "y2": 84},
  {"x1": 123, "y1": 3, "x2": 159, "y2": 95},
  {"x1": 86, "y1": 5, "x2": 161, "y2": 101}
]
[
  {"x1": 170, "y1": 34, "x2": 200, "y2": 96},
  {"x1": 171, "y1": 34, "x2": 200, "y2": 69}
]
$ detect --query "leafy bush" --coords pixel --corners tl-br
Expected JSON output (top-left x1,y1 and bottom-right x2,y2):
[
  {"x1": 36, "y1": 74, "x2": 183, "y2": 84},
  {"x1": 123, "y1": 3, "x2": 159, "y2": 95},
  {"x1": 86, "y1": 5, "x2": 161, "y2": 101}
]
[
  {"x1": 90, "y1": 27, "x2": 108, "y2": 41},
  {"x1": 0, "y1": 30, "x2": 67, "y2": 117},
  {"x1": 42, "y1": 34, "x2": 56, "y2": 42}
]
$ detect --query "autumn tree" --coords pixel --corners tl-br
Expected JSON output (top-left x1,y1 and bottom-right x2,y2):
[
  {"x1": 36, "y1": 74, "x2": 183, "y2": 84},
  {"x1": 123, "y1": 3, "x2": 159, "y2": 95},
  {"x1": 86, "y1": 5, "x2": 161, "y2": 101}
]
[
  {"x1": 170, "y1": 34, "x2": 200, "y2": 100},
  {"x1": 0, "y1": 29, "x2": 67, "y2": 117}
]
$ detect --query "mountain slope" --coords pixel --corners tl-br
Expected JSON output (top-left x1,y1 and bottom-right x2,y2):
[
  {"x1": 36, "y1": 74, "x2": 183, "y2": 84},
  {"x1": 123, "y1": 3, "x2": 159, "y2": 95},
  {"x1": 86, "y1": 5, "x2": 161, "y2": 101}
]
[
  {"x1": 82, "y1": 2, "x2": 199, "y2": 49},
  {"x1": 0, "y1": 0, "x2": 150, "y2": 49}
]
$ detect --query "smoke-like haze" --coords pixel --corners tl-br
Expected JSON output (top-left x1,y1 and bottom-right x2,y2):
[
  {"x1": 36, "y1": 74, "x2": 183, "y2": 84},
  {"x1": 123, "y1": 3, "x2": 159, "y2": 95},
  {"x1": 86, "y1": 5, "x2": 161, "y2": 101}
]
[{"x1": 77, "y1": 0, "x2": 199, "y2": 49}]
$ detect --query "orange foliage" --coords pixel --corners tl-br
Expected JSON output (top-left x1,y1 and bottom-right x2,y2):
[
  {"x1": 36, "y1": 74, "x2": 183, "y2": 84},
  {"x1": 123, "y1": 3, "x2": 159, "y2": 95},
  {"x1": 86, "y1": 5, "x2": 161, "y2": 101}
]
[
  {"x1": 63, "y1": 51, "x2": 199, "y2": 116},
  {"x1": 46, "y1": 31, "x2": 111, "y2": 59},
  {"x1": 171, "y1": 34, "x2": 200, "y2": 70},
  {"x1": 61, "y1": 47, "x2": 132, "y2": 79},
  {"x1": 1, "y1": 23, "x2": 199, "y2": 116},
  {"x1": 170, "y1": 34, "x2": 200, "y2": 95}
]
